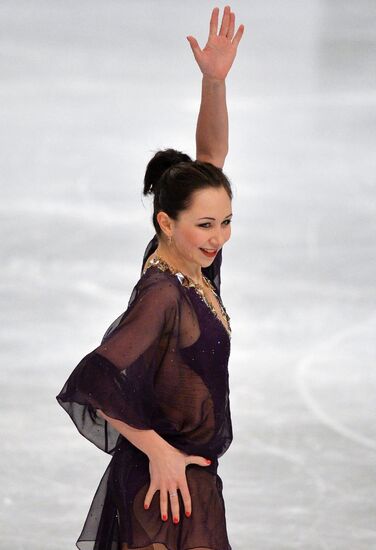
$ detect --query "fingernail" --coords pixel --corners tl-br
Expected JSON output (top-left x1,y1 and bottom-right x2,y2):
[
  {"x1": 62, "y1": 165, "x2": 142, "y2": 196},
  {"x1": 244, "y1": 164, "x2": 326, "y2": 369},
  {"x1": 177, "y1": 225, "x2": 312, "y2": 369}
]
[
  {"x1": 173, "y1": 516, "x2": 179, "y2": 524},
  {"x1": 205, "y1": 458, "x2": 211, "y2": 464},
  {"x1": 162, "y1": 514, "x2": 167, "y2": 521},
  {"x1": 185, "y1": 510, "x2": 191, "y2": 517},
  {"x1": 144, "y1": 503, "x2": 149, "y2": 510}
]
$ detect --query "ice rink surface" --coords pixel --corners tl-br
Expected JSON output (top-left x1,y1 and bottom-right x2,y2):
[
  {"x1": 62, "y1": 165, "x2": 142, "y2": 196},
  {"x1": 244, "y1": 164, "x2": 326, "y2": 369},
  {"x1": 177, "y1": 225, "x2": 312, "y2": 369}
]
[{"x1": 0, "y1": 1, "x2": 375, "y2": 548}]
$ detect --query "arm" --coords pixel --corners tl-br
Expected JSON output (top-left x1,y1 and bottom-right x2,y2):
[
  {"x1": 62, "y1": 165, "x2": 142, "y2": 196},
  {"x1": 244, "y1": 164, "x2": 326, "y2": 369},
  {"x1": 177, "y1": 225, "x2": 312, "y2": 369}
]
[
  {"x1": 187, "y1": 6, "x2": 245, "y2": 168},
  {"x1": 97, "y1": 408, "x2": 175, "y2": 458},
  {"x1": 56, "y1": 277, "x2": 211, "y2": 523},
  {"x1": 195, "y1": 76, "x2": 228, "y2": 168}
]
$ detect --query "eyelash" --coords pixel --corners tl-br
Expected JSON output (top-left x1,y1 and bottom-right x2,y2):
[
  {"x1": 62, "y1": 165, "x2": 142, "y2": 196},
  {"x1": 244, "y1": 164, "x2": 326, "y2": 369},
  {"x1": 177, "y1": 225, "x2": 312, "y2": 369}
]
[{"x1": 198, "y1": 220, "x2": 232, "y2": 228}]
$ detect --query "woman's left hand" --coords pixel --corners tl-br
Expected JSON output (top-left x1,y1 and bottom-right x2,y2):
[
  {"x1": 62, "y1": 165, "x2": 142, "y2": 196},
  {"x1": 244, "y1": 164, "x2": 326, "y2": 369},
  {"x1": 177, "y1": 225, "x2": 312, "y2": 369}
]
[{"x1": 187, "y1": 5, "x2": 245, "y2": 81}]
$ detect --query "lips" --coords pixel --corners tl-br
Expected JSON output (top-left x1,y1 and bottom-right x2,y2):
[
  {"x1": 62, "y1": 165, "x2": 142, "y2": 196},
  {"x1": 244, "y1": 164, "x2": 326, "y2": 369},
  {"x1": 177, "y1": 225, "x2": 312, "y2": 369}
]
[{"x1": 200, "y1": 248, "x2": 218, "y2": 258}]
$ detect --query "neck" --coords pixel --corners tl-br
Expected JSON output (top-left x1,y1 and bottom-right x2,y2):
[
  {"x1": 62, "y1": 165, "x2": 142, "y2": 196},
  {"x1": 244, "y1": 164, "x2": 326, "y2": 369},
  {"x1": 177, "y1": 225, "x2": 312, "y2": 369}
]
[{"x1": 155, "y1": 240, "x2": 203, "y2": 285}]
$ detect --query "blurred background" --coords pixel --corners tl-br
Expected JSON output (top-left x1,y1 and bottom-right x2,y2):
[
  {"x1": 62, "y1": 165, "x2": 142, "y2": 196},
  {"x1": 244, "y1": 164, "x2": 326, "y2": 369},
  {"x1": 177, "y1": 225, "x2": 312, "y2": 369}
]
[{"x1": 0, "y1": 1, "x2": 375, "y2": 548}]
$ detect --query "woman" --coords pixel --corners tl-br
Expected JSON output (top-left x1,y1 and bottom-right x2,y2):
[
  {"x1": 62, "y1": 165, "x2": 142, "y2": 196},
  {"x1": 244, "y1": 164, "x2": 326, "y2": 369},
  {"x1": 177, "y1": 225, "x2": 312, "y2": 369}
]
[{"x1": 56, "y1": 6, "x2": 244, "y2": 550}]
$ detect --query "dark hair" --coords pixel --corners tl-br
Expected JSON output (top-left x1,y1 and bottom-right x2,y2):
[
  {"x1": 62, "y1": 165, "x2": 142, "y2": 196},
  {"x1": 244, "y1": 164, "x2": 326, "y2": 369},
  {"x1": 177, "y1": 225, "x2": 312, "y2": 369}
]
[{"x1": 143, "y1": 148, "x2": 232, "y2": 237}]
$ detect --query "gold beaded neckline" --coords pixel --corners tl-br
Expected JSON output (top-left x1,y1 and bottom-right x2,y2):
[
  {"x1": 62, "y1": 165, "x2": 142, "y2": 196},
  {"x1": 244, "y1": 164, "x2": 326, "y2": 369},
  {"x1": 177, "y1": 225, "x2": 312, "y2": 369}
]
[{"x1": 143, "y1": 254, "x2": 231, "y2": 338}]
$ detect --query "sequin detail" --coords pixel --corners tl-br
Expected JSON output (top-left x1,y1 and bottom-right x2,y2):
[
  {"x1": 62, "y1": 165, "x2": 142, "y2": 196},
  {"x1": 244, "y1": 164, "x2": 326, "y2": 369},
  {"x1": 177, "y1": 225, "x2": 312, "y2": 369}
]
[{"x1": 143, "y1": 255, "x2": 232, "y2": 338}]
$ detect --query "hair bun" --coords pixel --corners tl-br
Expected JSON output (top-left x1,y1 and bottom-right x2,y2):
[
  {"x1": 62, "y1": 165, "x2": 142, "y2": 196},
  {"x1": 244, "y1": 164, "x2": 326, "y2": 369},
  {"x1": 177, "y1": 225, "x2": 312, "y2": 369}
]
[{"x1": 143, "y1": 148, "x2": 192, "y2": 196}]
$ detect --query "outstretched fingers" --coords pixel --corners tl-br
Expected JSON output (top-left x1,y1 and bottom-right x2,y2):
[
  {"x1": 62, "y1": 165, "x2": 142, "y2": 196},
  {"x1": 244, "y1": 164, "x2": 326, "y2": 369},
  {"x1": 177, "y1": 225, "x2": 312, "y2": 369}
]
[
  {"x1": 227, "y1": 11, "x2": 235, "y2": 40},
  {"x1": 159, "y1": 487, "x2": 169, "y2": 522},
  {"x1": 231, "y1": 22, "x2": 245, "y2": 48},
  {"x1": 144, "y1": 484, "x2": 191, "y2": 524},
  {"x1": 179, "y1": 479, "x2": 192, "y2": 518},
  {"x1": 219, "y1": 5, "x2": 231, "y2": 37},
  {"x1": 144, "y1": 484, "x2": 156, "y2": 512},
  {"x1": 186, "y1": 35, "x2": 202, "y2": 64},
  {"x1": 169, "y1": 488, "x2": 180, "y2": 524},
  {"x1": 208, "y1": 5, "x2": 244, "y2": 47},
  {"x1": 209, "y1": 6, "x2": 219, "y2": 37}
]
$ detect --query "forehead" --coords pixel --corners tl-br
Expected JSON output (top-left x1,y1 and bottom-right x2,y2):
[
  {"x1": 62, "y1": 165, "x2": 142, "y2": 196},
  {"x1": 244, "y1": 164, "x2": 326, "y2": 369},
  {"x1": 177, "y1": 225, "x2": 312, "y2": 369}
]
[{"x1": 184, "y1": 187, "x2": 231, "y2": 217}]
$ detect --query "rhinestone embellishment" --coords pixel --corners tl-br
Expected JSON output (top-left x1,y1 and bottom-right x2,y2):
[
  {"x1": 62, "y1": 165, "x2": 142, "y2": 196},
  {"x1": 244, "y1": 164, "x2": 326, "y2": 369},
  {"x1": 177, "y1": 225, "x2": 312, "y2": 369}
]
[{"x1": 143, "y1": 255, "x2": 232, "y2": 338}]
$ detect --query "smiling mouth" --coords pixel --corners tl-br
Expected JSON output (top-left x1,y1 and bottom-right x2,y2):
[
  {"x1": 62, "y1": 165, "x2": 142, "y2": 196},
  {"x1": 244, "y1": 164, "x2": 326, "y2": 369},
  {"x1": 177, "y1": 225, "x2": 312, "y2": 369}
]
[{"x1": 199, "y1": 247, "x2": 219, "y2": 257}]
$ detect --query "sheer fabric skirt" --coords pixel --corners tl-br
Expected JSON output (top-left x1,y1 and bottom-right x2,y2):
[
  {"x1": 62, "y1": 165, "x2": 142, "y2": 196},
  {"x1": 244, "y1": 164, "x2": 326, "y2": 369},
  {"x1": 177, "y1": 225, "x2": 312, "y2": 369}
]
[{"x1": 75, "y1": 443, "x2": 232, "y2": 550}]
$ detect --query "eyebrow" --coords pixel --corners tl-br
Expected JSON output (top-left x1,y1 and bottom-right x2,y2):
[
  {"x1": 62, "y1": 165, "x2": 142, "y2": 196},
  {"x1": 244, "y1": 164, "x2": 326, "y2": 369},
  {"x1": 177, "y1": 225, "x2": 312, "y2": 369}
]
[{"x1": 198, "y1": 213, "x2": 233, "y2": 221}]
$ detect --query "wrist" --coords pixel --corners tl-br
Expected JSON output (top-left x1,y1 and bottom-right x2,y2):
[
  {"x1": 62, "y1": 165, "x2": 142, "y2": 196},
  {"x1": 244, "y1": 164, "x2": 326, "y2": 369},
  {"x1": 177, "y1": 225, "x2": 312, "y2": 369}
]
[
  {"x1": 202, "y1": 74, "x2": 226, "y2": 85},
  {"x1": 145, "y1": 437, "x2": 175, "y2": 460}
]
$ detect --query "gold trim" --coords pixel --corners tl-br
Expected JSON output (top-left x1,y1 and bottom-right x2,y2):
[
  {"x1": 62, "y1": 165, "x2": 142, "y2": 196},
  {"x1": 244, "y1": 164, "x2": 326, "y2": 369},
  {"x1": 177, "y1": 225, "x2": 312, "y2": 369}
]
[{"x1": 143, "y1": 255, "x2": 231, "y2": 338}]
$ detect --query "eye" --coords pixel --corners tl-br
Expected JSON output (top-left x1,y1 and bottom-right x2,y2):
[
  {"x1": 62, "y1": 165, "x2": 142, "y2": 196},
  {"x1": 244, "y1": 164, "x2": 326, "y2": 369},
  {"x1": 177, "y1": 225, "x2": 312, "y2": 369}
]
[
  {"x1": 198, "y1": 223, "x2": 211, "y2": 228},
  {"x1": 198, "y1": 220, "x2": 232, "y2": 228}
]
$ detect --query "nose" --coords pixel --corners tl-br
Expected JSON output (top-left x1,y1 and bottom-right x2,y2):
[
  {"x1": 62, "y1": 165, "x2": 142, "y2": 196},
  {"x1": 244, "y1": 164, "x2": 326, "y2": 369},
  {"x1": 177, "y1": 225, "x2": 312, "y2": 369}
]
[{"x1": 208, "y1": 226, "x2": 228, "y2": 249}]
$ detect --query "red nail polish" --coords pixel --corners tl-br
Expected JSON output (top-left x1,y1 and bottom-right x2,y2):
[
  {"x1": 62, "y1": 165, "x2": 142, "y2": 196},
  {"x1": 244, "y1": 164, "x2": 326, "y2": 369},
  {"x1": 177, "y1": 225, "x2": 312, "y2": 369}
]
[
  {"x1": 162, "y1": 514, "x2": 167, "y2": 521},
  {"x1": 185, "y1": 510, "x2": 191, "y2": 517},
  {"x1": 173, "y1": 516, "x2": 179, "y2": 524},
  {"x1": 144, "y1": 503, "x2": 149, "y2": 510},
  {"x1": 205, "y1": 458, "x2": 211, "y2": 464}
]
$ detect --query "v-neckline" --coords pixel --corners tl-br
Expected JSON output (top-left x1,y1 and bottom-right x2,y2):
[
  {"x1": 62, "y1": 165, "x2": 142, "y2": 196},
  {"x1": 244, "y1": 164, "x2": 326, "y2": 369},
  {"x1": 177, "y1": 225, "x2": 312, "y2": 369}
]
[
  {"x1": 190, "y1": 281, "x2": 232, "y2": 339},
  {"x1": 143, "y1": 255, "x2": 231, "y2": 338}
]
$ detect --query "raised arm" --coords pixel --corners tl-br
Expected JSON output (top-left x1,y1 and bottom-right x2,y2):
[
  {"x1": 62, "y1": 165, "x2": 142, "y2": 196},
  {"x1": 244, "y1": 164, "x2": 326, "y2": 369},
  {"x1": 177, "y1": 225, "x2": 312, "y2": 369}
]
[{"x1": 187, "y1": 5, "x2": 244, "y2": 168}]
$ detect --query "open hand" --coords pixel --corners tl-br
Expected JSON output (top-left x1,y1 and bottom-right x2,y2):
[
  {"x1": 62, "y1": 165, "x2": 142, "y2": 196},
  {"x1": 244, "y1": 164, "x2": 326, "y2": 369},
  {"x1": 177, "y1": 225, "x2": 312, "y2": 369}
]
[
  {"x1": 144, "y1": 445, "x2": 212, "y2": 523},
  {"x1": 187, "y1": 5, "x2": 245, "y2": 81}
]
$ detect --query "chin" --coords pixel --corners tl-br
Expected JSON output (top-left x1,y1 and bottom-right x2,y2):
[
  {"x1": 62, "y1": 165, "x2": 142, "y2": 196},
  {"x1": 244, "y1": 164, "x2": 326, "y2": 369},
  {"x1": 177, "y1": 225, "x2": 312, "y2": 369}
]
[{"x1": 198, "y1": 248, "x2": 220, "y2": 263}]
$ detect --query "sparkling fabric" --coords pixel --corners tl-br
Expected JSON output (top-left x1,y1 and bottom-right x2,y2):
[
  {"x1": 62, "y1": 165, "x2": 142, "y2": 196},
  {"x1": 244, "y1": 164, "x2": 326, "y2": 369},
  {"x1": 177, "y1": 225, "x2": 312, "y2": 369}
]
[{"x1": 56, "y1": 234, "x2": 233, "y2": 550}]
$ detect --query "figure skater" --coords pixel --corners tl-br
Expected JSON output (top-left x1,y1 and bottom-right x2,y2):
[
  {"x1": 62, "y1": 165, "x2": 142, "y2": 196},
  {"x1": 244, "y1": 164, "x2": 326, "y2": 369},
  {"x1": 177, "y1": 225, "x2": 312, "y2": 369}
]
[{"x1": 56, "y1": 5, "x2": 244, "y2": 549}]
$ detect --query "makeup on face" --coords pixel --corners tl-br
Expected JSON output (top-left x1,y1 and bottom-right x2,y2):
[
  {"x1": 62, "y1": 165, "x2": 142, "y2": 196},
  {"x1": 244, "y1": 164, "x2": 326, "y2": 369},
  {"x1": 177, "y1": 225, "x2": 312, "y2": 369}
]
[
  {"x1": 199, "y1": 248, "x2": 219, "y2": 258},
  {"x1": 176, "y1": 188, "x2": 232, "y2": 264}
]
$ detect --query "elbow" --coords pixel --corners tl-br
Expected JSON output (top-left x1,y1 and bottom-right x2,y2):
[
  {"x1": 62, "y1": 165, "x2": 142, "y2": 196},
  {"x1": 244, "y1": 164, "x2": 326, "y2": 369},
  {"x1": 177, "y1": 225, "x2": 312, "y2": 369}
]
[{"x1": 196, "y1": 150, "x2": 228, "y2": 169}]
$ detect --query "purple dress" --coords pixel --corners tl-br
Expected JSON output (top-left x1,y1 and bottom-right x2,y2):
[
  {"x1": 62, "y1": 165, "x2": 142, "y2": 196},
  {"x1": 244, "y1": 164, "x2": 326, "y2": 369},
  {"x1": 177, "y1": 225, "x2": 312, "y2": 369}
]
[{"x1": 56, "y1": 234, "x2": 233, "y2": 550}]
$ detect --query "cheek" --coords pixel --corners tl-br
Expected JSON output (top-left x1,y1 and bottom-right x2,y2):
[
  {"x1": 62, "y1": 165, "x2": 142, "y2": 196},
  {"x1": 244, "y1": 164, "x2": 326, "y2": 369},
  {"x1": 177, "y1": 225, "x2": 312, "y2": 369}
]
[{"x1": 179, "y1": 227, "x2": 202, "y2": 248}]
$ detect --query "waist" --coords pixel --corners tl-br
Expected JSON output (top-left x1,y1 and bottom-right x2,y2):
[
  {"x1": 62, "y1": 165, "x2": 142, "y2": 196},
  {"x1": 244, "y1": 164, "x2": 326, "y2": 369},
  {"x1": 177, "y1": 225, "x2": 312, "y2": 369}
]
[{"x1": 116, "y1": 436, "x2": 220, "y2": 474}]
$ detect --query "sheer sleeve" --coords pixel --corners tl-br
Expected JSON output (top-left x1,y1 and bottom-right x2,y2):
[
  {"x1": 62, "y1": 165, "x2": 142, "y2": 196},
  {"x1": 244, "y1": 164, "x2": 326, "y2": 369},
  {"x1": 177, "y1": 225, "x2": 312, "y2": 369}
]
[
  {"x1": 56, "y1": 273, "x2": 179, "y2": 454},
  {"x1": 141, "y1": 233, "x2": 223, "y2": 296}
]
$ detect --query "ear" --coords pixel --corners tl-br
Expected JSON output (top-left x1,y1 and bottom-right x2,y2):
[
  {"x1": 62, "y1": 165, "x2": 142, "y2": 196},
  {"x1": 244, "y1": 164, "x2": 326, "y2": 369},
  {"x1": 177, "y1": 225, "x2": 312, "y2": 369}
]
[{"x1": 156, "y1": 211, "x2": 173, "y2": 237}]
